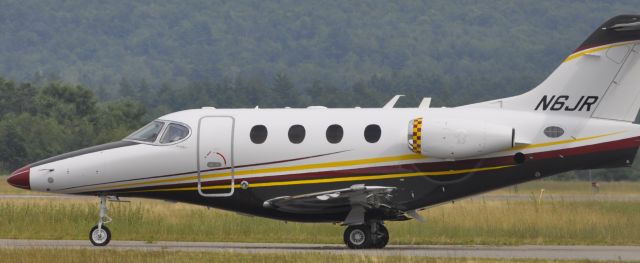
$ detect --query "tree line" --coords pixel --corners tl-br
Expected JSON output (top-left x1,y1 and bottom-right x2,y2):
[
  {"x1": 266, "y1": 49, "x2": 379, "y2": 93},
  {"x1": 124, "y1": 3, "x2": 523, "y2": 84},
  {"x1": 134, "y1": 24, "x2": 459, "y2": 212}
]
[
  {"x1": 1, "y1": 1, "x2": 639, "y2": 93},
  {"x1": 0, "y1": 77, "x2": 146, "y2": 171}
]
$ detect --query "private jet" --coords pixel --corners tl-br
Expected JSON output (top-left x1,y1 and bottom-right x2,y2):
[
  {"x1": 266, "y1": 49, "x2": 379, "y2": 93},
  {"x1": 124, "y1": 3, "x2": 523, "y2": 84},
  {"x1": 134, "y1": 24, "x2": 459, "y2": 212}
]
[{"x1": 8, "y1": 15, "x2": 640, "y2": 249}]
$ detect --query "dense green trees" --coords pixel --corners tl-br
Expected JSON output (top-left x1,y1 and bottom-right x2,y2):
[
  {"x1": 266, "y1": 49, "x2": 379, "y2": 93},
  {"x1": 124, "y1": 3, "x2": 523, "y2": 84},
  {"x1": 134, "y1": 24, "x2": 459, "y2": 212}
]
[
  {"x1": 0, "y1": 78, "x2": 146, "y2": 171},
  {"x1": 0, "y1": 1, "x2": 639, "y2": 99}
]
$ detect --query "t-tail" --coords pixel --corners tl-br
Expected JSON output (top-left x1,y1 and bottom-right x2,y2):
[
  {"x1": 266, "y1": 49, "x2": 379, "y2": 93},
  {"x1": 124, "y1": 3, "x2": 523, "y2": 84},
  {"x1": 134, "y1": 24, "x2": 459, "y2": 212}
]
[{"x1": 467, "y1": 15, "x2": 640, "y2": 122}]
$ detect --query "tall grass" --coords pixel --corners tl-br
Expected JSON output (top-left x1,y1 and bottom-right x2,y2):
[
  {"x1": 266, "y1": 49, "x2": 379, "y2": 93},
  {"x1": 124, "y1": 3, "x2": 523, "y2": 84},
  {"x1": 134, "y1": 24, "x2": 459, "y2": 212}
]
[
  {"x1": 0, "y1": 199, "x2": 342, "y2": 243},
  {"x1": 489, "y1": 181, "x2": 640, "y2": 195},
  {"x1": 0, "y1": 249, "x2": 607, "y2": 263},
  {"x1": 392, "y1": 199, "x2": 640, "y2": 245},
  {"x1": 1, "y1": 198, "x2": 639, "y2": 245}
]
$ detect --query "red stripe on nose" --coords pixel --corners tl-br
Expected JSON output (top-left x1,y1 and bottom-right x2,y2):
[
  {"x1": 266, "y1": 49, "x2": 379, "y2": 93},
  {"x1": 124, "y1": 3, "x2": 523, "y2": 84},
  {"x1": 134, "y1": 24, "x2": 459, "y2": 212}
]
[{"x1": 8, "y1": 166, "x2": 30, "y2": 190}]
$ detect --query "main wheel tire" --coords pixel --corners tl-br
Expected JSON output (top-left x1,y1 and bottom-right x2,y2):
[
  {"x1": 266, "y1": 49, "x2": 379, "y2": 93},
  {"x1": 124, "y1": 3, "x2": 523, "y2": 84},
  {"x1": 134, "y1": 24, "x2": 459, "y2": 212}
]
[
  {"x1": 343, "y1": 225, "x2": 372, "y2": 249},
  {"x1": 372, "y1": 224, "x2": 389, "y2": 248},
  {"x1": 89, "y1": 225, "x2": 111, "y2": 246}
]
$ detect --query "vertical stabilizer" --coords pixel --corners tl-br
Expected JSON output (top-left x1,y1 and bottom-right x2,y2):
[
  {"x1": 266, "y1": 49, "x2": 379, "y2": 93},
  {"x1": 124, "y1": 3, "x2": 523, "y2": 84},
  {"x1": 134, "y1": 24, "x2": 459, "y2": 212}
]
[{"x1": 465, "y1": 15, "x2": 640, "y2": 122}]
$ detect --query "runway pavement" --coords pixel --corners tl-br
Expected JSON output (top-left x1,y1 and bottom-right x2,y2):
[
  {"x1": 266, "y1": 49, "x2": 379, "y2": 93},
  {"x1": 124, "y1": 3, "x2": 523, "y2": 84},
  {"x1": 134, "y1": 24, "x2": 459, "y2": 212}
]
[{"x1": 0, "y1": 239, "x2": 639, "y2": 261}]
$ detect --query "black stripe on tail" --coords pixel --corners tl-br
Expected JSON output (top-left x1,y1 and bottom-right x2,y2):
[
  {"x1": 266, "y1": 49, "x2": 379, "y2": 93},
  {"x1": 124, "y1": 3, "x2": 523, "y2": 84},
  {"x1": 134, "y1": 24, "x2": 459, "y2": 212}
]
[{"x1": 576, "y1": 15, "x2": 640, "y2": 52}]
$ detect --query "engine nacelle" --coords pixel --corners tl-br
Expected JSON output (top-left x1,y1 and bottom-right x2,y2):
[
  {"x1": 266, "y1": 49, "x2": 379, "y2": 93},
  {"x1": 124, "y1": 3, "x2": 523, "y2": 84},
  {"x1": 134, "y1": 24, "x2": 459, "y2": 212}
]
[{"x1": 408, "y1": 118, "x2": 514, "y2": 159}]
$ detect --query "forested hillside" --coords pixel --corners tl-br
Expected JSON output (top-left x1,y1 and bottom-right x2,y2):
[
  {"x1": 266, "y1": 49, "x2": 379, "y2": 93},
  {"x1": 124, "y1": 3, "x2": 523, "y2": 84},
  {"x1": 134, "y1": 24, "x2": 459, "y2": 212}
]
[
  {"x1": 1, "y1": 1, "x2": 640, "y2": 180},
  {"x1": 1, "y1": 1, "x2": 639, "y2": 106}
]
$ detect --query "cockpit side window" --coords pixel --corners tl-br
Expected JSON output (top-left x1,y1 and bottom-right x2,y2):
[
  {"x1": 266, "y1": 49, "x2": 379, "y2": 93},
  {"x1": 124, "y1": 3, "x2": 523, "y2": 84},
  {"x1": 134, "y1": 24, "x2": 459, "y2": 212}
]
[
  {"x1": 125, "y1": 121, "x2": 165, "y2": 143},
  {"x1": 160, "y1": 123, "x2": 190, "y2": 144}
]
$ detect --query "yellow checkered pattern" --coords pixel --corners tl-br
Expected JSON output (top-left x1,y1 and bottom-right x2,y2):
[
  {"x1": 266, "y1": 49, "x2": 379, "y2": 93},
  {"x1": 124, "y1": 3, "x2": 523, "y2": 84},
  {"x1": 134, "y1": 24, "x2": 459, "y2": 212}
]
[{"x1": 410, "y1": 118, "x2": 422, "y2": 154}]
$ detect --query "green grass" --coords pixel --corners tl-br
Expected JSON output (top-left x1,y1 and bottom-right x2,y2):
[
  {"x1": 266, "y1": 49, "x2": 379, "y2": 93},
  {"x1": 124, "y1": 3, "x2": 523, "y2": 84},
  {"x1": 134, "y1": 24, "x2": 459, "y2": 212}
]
[
  {"x1": 1, "y1": 198, "x2": 639, "y2": 245},
  {"x1": 0, "y1": 248, "x2": 631, "y2": 263},
  {"x1": 1, "y1": 178, "x2": 639, "y2": 245},
  {"x1": 489, "y1": 180, "x2": 640, "y2": 196}
]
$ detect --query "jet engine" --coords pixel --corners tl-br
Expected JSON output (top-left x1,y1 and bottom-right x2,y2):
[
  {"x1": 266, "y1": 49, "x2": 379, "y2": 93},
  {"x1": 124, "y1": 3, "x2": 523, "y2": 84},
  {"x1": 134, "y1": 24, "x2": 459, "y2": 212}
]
[{"x1": 408, "y1": 118, "x2": 514, "y2": 159}]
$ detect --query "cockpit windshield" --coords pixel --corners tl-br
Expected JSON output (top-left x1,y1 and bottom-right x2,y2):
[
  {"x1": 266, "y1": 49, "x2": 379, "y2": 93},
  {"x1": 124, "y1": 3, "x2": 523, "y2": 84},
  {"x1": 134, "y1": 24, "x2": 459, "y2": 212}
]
[
  {"x1": 125, "y1": 121, "x2": 165, "y2": 143},
  {"x1": 160, "y1": 123, "x2": 190, "y2": 143}
]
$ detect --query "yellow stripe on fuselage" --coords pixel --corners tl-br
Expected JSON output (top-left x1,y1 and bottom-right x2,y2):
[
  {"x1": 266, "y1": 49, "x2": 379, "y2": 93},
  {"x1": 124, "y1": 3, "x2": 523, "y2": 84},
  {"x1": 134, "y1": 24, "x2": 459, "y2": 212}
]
[
  {"x1": 124, "y1": 165, "x2": 514, "y2": 193},
  {"x1": 96, "y1": 154, "x2": 428, "y2": 190}
]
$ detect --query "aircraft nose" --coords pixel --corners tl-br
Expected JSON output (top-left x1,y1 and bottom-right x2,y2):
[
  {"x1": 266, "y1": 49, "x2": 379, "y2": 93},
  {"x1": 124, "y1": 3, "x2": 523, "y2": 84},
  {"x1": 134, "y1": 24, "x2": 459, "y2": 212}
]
[{"x1": 7, "y1": 166, "x2": 30, "y2": 190}]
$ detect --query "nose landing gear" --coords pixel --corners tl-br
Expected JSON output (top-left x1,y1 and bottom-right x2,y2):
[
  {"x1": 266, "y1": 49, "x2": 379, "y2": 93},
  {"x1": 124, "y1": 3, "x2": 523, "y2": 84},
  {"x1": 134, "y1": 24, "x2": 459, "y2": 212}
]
[
  {"x1": 343, "y1": 221, "x2": 389, "y2": 249},
  {"x1": 89, "y1": 195, "x2": 112, "y2": 246}
]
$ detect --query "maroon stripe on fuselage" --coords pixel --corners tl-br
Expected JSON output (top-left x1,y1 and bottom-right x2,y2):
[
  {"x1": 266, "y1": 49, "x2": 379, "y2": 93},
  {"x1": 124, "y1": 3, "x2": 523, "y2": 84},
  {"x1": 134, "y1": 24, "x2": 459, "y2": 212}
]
[
  {"x1": 103, "y1": 136, "x2": 640, "y2": 194},
  {"x1": 530, "y1": 136, "x2": 640, "y2": 158}
]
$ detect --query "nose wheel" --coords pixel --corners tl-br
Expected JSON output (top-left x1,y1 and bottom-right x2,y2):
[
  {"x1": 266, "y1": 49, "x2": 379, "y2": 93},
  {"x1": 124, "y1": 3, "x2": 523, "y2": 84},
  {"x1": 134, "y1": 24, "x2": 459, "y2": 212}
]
[
  {"x1": 89, "y1": 195, "x2": 112, "y2": 246},
  {"x1": 343, "y1": 221, "x2": 389, "y2": 249},
  {"x1": 89, "y1": 225, "x2": 111, "y2": 246}
]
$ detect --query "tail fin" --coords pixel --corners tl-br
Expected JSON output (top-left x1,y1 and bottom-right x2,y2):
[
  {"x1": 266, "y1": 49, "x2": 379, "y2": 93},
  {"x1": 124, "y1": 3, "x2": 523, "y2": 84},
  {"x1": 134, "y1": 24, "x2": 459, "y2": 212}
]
[{"x1": 467, "y1": 15, "x2": 640, "y2": 122}]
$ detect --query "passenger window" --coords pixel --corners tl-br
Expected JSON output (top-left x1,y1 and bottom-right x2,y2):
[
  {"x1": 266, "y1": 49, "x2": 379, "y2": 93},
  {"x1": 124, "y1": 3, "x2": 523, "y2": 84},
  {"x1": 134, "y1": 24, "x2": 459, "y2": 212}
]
[
  {"x1": 288, "y1": 125, "x2": 306, "y2": 144},
  {"x1": 250, "y1": 125, "x2": 268, "y2": 144},
  {"x1": 160, "y1": 123, "x2": 190, "y2": 144},
  {"x1": 326, "y1": 124, "x2": 343, "y2": 144},
  {"x1": 364, "y1": 124, "x2": 381, "y2": 143}
]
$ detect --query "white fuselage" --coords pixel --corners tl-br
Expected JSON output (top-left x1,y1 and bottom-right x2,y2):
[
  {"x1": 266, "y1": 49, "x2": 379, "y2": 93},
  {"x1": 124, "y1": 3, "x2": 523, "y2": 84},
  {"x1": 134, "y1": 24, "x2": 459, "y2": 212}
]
[{"x1": 27, "y1": 106, "x2": 640, "y2": 197}]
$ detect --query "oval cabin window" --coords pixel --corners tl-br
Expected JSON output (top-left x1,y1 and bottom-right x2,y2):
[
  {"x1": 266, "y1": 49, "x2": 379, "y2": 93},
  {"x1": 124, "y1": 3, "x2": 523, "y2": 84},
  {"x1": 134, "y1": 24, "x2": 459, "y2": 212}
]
[
  {"x1": 326, "y1": 124, "x2": 344, "y2": 144},
  {"x1": 288, "y1": 125, "x2": 306, "y2": 144},
  {"x1": 364, "y1": 124, "x2": 381, "y2": 143},
  {"x1": 543, "y1": 126, "x2": 564, "y2": 138},
  {"x1": 250, "y1": 125, "x2": 268, "y2": 144}
]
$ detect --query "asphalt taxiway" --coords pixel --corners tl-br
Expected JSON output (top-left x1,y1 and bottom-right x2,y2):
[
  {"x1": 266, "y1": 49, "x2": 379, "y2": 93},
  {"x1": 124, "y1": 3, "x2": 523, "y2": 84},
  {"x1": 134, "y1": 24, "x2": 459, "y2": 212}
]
[{"x1": 0, "y1": 239, "x2": 639, "y2": 261}]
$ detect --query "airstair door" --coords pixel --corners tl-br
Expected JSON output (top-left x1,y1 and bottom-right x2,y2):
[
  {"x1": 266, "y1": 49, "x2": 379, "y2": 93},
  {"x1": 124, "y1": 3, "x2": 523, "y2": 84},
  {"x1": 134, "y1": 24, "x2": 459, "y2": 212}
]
[{"x1": 197, "y1": 116, "x2": 235, "y2": 197}]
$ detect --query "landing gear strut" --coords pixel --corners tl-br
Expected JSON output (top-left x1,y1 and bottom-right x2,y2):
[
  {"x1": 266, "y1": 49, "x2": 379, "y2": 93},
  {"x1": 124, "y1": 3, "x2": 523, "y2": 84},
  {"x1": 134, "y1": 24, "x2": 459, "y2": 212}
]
[
  {"x1": 343, "y1": 221, "x2": 389, "y2": 249},
  {"x1": 89, "y1": 195, "x2": 112, "y2": 246}
]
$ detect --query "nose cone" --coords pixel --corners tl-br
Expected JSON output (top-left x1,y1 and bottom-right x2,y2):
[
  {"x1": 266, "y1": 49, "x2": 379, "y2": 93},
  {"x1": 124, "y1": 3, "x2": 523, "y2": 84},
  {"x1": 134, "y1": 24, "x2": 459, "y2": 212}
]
[{"x1": 7, "y1": 166, "x2": 30, "y2": 190}]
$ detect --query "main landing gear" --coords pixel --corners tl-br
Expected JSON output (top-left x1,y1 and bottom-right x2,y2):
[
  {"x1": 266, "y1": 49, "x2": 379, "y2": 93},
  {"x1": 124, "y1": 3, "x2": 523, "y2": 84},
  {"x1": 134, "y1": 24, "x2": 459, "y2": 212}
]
[
  {"x1": 89, "y1": 195, "x2": 112, "y2": 246},
  {"x1": 343, "y1": 221, "x2": 389, "y2": 249}
]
